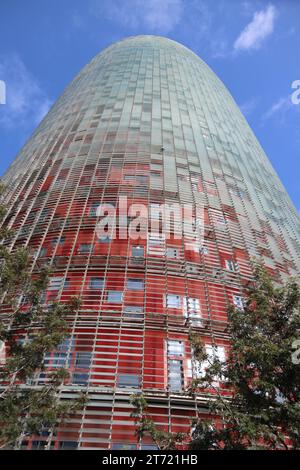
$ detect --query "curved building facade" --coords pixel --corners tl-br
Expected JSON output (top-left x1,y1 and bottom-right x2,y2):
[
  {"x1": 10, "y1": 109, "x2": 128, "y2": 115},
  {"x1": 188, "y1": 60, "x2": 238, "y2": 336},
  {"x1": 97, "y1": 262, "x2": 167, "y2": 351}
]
[{"x1": 1, "y1": 36, "x2": 299, "y2": 450}]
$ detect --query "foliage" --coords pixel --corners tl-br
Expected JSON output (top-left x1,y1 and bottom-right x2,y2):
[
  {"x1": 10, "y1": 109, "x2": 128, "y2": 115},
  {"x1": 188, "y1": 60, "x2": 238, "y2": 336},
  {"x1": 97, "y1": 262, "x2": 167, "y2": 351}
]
[
  {"x1": 0, "y1": 182, "x2": 86, "y2": 449},
  {"x1": 190, "y1": 263, "x2": 300, "y2": 450},
  {"x1": 130, "y1": 394, "x2": 185, "y2": 450}
]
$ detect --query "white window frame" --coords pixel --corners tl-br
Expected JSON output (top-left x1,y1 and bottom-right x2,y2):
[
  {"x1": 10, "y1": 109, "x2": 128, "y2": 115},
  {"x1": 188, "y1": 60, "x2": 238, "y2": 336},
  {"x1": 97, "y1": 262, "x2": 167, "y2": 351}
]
[
  {"x1": 167, "y1": 340, "x2": 184, "y2": 356},
  {"x1": 183, "y1": 297, "x2": 202, "y2": 325},
  {"x1": 48, "y1": 276, "x2": 65, "y2": 291},
  {"x1": 165, "y1": 294, "x2": 182, "y2": 309},
  {"x1": 193, "y1": 344, "x2": 226, "y2": 379},
  {"x1": 233, "y1": 295, "x2": 245, "y2": 310},
  {"x1": 168, "y1": 358, "x2": 183, "y2": 392},
  {"x1": 225, "y1": 259, "x2": 237, "y2": 272},
  {"x1": 166, "y1": 247, "x2": 180, "y2": 259}
]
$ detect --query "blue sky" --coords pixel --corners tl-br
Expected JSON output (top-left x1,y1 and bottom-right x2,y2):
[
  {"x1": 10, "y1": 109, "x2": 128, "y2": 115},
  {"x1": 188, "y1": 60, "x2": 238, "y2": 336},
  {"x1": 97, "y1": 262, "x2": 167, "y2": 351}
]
[{"x1": 0, "y1": 0, "x2": 299, "y2": 208}]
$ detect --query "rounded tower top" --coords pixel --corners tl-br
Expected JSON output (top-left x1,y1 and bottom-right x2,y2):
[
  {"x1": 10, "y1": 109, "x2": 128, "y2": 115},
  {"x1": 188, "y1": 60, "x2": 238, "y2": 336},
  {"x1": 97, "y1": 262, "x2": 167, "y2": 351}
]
[
  {"x1": 91, "y1": 34, "x2": 213, "y2": 75},
  {"x1": 3, "y1": 34, "x2": 300, "y2": 273},
  {"x1": 103, "y1": 34, "x2": 199, "y2": 55}
]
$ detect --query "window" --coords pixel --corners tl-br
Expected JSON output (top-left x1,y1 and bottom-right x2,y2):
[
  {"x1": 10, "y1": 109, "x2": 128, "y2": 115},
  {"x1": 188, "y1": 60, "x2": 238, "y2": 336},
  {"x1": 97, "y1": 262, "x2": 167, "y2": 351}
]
[
  {"x1": 199, "y1": 246, "x2": 209, "y2": 255},
  {"x1": 124, "y1": 306, "x2": 144, "y2": 319},
  {"x1": 184, "y1": 297, "x2": 200, "y2": 313},
  {"x1": 207, "y1": 345, "x2": 226, "y2": 363},
  {"x1": 216, "y1": 215, "x2": 226, "y2": 225},
  {"x1": 39, "y1": 209, "x2": 49, "y2": 222},
  {"x1": 75, "y1": 352, "x2": 92, "y2": 369},
  {"x1": 0, "y1": 340, "x2": 5, "y2": 365},
  {"x1": 44, "y1": 337, "x2": 74, "y2": 368},
  {"x1": 112, "y1": 443, "x2": 136, "y2": 450},
  {"x1": 107, "y1": 291, "x2": 123, "y2": 303},
  {"x1": 183, "y1": 297, "x2": 202, "y2": 325},
  {"x1": 166, "y1": 294, "x2": 181, "y2": 309},
  {"x1": 211, "y1": 210, "x2": 226, "y2": 226},
  {"x1": 59, "y1": 441, "x2": 78, "y2": 450},
  {"x1": 137, "y1": 175, "x2": 148, "y2": 184},
  {"x1": 52, "y1": 237, "x2": 66, "y2": 246},
  {"x1": 168, "y1": 340, "x2": 184, "y2": 356},
  {"x1": 229, "y1": 188, "x2": 244, "y2": 199},
  {"x1": 206, "y1": 181, "x2": 217, "y2": 195},
  {"x1": 39, "y1": 247, "x2": 47, "y2": 257},
  {"x1": 20, "y1": 293, "x2": 31, "y2": 305},
  {"x1": 233, "y1": 295, "x2": 244, "y2": 310},
  {"x1": 166, "y1": 247, "x2": 180, "y2": 259},
  {"x1": 48, "y1": 277, "x2": 66, "y2": 291},
  {"x1": 132, "y1": 246, "x2": 144, "y2": 257},
  {"x1": 123, "y1": 175, "x2": 136, "y2": 181},
  {"x1": 141, "y1": 444, "x2": 159, "y2": 450},
  {"x1": 78, "y1": 244, "x2": 92, "y2": 254},
  {"x1": 31, "y1": 441, "x2": 47, "y2": 450},
  {"x1": 72, "y1": 372, "x2": 89, "y2": 385},
  {"x1": 117, "y1": 374, "x2": 140, "y2": 388},
  {"x1": 37, "y1": 373, "x2": 46, "y2": 385},
  {"x1": 16, "y1": 336, "x2": 33, "y2": 347},
  {"x1": 168, "y1": 359, "x2": 183, "y2": 392},
  {"x1": 225, "y1": 259, "x2": 237, "y2": 272},
  {"x1": 89, "y1": 277, "x2": 104, "y2": 289},
  {"x1": 51, "y1": 353, "x2": 68, "y2": 368},
  {"x1": 127, "y1": 278, "x2": 144, "y2": 290},
  {"x1": 57, "y1": 338, "x2": 74, "y2": 352},
  {"x1": 38, "y1": 426, "x2": 50, "y2": 437},
  {"x1": 98, "y1": 234, "x2": 111, "y2": 243},
  {"x1": 166, "y1": 340, "x2": 185, "y2": 394},
  {"x1": 194, "y1": 344, "x2": 226, "y2": 379}
]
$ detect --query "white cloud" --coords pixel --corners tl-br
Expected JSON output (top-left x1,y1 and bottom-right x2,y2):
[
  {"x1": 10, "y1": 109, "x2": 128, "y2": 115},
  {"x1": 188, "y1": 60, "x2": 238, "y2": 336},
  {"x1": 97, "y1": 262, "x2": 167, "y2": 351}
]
[
  {"x1": 234, "y1": 4, "x2": 277, "y2": 51},
  {"x1": 264, "y1": 97, "x2": 290, "y2": 118},
  {"x1": 0, "y1": 54, "x2": 51, "y2": 130},
  {"x1": 261, "y1": 96, "x2": 300, "y2": 123},
  {"x1": 91, "y1": 0, "x2": 184, "y2": 33}
]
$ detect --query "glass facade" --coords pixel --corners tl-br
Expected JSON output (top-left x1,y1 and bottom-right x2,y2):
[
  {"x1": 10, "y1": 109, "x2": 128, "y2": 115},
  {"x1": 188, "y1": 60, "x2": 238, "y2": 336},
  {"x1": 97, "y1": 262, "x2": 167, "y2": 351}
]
[{"x1": 1, "y1": 35, "x2": 299, "y2": 449}]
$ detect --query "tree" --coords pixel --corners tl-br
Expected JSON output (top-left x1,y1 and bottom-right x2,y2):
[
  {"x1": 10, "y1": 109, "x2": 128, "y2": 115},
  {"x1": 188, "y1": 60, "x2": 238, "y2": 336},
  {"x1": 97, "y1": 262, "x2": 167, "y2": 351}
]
[
  {"x1": 190, "y1": 263, "x2": 300, "y2": 450},
  {"x1": 0, "y1": 182, "x2": 86, "y2": 449},
  {"x1": 130, "y1": 394, "x2": 185, "y2": 450}
]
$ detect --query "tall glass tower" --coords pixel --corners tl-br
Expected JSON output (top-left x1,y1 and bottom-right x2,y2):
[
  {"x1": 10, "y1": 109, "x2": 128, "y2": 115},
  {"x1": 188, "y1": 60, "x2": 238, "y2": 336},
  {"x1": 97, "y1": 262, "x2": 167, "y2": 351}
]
[{"x1": 1, "y1": 36, "x2": 299, "y2": 450}]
